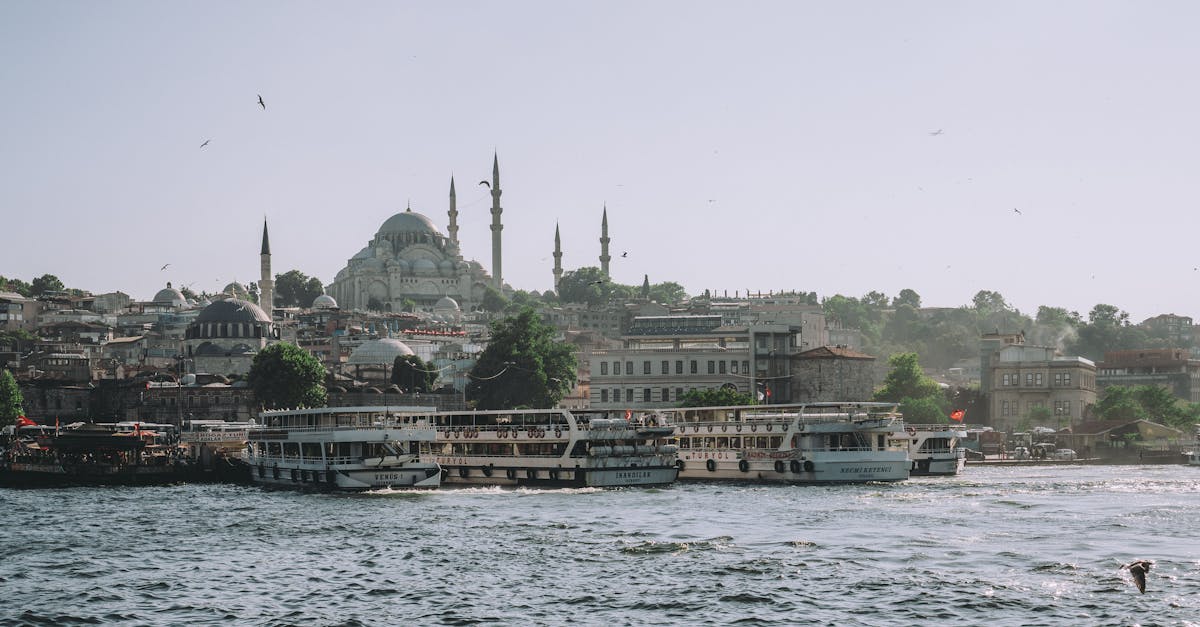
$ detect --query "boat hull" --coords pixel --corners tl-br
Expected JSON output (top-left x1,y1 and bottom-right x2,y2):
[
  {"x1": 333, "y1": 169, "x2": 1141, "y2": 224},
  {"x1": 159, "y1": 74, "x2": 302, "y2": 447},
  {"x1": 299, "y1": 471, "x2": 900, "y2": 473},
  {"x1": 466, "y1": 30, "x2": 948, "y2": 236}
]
[
  {"x1": 910, "y1": 455, "x2": 966, "y2": 476},
  {"x1": 677, "y1": 453, "x2": 909, "y2": 484},
  {"x1": 437, "y1": 460, "x2": 678, "y2": 488},
  {"x1": 248, "y1": 462, "x2": 441, "y2": 491},
  {"x1": 0, "y1": 462, "x2": 188, "y2": 487}
]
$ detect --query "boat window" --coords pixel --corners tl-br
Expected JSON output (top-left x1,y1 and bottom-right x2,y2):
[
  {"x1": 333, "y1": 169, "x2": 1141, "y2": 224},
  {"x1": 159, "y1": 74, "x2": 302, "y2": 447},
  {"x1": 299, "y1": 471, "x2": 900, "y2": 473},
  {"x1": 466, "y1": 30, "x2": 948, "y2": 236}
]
[
  {"x1": 729, "y1": 437, "x2": 740, "y2": 449},
  {"x1": 716, "y1": 437, "x2": 728, "y2": 448}
]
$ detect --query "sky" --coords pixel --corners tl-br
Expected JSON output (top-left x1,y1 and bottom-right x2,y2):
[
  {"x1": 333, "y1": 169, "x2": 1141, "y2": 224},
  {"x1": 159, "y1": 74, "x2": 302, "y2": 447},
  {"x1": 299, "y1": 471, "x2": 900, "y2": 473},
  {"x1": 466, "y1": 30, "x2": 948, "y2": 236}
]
[{"x1": 2, "y1": 1, "x2": 1198, "y2": 322}]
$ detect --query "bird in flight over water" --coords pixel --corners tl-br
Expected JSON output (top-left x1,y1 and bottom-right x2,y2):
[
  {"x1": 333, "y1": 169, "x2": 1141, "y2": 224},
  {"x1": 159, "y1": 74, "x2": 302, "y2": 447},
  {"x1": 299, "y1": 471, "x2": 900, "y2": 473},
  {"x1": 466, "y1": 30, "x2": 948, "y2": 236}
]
[
  {"x1": 1121, "y1": 560, "x2": 1153, "y2": 593},
  {"x1": 929, "y1": 129, "x2": 943, "y2": 136},
  {"x1": 200, "y1": 139, "x2": 210, "y2": 148},
  {"x1": 479, "y1": 180, "x2": 490, "y2": 189},
  {"x1": 257, "y1": 94, "x2": 266, "y2": 110}
]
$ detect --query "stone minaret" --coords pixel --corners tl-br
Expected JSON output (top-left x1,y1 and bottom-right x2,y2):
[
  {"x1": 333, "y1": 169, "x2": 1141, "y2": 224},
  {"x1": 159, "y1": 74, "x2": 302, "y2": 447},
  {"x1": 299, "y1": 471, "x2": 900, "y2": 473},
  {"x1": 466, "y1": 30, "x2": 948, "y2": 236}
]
[
  {"x1": 447, "y1": 176, "x2": 459, "y2": 246},
  {"x1": 259, "y1": 218, "x2": 273, "y2": 318},
  {"x1": 599, "y1": 205, "x2": 611, "y2": 277},
  {"x1": 489, "y1": 153, "x2": 503, "y2": 289},
  {"x1": 552, "y1": 223, "x2": 563, "y2": 291}
]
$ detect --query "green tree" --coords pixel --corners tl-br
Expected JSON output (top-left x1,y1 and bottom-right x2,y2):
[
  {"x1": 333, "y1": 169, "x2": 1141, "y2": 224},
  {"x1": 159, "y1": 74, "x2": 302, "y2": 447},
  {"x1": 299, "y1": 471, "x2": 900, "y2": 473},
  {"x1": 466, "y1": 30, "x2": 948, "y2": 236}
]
[
  {"x1": 400, "y1": 298, "x2": 417, "y2": 313},
  {"x1": 391, "y1": 354, "x2": 437, "y2": 393},
  {"x1": 678, "y1": 387, "x2": 755, "y2": 407},
  {"x1": 556, "y1": 267, "x2": 610, "y2": 305},
  {"x1": 898, "y1": 396, "x2": 946, "y2": 423},
  {"x1": 874, "y1": 353, "x2": 941, "y2": 402},
  {"x1": 0, "y1": 369, "x2": 24, "y2": 425},
  {"x1": 0, "y1": 276, "x2": 32, "y2": 296},
  {"x1": 480, "y1": 286, "x2": 508, "y2": 313},
  {"x1": 274, "y1": 270, "x2": 325, "y2": 308},
  {"x1": 29, "y1": 274, "x2": 64, "y2": 297},
  {"x1": 466, "y1": 308, "x2": 577, "y2": 410},
  {"x1": 247, "y1": 343, "x2": 327, "y2": 410},
  {"x1": 648, "y1": 281, "x2": 688, "y2": 305},
  {"x1": 893, "y1": 288, "x2": 922, "y2": 309}
]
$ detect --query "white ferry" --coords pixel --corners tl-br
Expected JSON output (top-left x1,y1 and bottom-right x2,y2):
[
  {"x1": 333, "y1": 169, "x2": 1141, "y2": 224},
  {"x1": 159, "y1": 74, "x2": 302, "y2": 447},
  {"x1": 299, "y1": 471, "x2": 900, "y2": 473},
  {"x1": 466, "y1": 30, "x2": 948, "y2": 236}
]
[
  {"x1": 904, "y1": 424, "x2": 967, "y2": 476},
  {"x1": 652, "y1": 402, "x2": 911, "y2": 484},
  {"x1": 246, "y1": 406, "x2": 441, "y2": 491},
  {"x1": 408, "y1": 408, "x2": 678, "y2": 488}
]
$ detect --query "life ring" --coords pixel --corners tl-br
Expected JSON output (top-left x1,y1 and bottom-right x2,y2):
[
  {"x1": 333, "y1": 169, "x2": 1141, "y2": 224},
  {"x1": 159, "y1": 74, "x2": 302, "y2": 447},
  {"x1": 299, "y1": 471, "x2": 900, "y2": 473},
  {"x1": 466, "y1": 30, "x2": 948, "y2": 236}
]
[
  {"x1": 527, "y1": 429, "x2": 536, "y2": 438},
  {"x1": 506, "y1": 468, "x2": 517, "y2": 480},
  {"x1": 738, "y1": 459, "x2": 750, "y2": 473},
  {"x1": 804, "y1": 460, "x2": 815, "y2": 472},
  {"x1": 790, "y1": 460, "x2": 802, "y2": 474},
  {"x1": 774, "y1": 460, "x2": 785, "y2": 473},
  {"x1": 693, "y1": 425, "x2": 700, "y2": 433},
  {"x1": 751, "y1": 424, "x2": 758, "y2": 432},
  {"x1": 554, "y1": 428, "x2": 562, "y2": 438},
  {"x1": 706, "y1": 459, "x2": 717, "y2": 472},
  {"x1": 736, "y1": 425, "x2": 743, "y2": 433},
  {"x1": 482, "y1": 465, "x2": 494, "y2": 477},
  {"x1": 797, "y1": 423, "x2": 806, "y2": 432},
  {"x1": 499, "y1": 429, "x2": 507, "y2": 439},
  {"x1": 458, "y1": 466, "x2": 469, "y2": 478},
  {"x1": 766, "y1": 424, "x2": 774, "y2": 432},
  {"x1": 454, "y1": 429, "x2": 461, "y2": 439},
  {"x1": 707, "y1": 425, "x2": 714, "y2": 433},
  {"x1": 526, "y1": 468, "x2": 536, "y2": 480},
  {"x1": 721, "y1": 425, "x2": 728, "y2": 433}
]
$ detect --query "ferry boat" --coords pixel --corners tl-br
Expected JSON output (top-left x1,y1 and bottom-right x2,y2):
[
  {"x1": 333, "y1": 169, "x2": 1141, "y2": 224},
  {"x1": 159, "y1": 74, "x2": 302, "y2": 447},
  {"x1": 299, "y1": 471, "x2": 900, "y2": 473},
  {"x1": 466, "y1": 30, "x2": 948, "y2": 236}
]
[
  {"x1": 653, "y1": 402, "x2": 911, "y2": 484},
  {"x1": 410, "y1": 407, "x2": 678, "y2": 488},
  {"x1": 246, "y1": 406, "x2": 441, "y2": 491},
  {"x1": 1, "y1": 422, "x2": 189, "y2": 487},
  {"x1": 180, "y1": 419, "x2": 255, "y2": 483},
  {"x1": 904, "y1": 424, "x2": 967, "y2": 476}
]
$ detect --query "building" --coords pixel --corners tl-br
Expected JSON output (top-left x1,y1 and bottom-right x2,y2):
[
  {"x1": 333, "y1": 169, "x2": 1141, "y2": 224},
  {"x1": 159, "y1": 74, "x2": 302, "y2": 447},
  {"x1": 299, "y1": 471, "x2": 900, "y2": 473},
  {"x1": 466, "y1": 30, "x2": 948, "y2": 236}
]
[
  {"x1": 1140, "y1": 313, "x2": 1193, "y2": 349},
  {"x1": 986, "y1": 341, "x2": 1097, "y2": 432},
  {"x1": 789, "y1": 345, "x2": 877, "y2": 402},
  {"x1": 183, "y1": 299, "x2": 279, "y2": 376},
  {"x1": 1096, "y1": 348, "x2": 1200, "y2": 403},
  {"x1": 0, "y1": 290, "x2": 37, "y2": 332}
]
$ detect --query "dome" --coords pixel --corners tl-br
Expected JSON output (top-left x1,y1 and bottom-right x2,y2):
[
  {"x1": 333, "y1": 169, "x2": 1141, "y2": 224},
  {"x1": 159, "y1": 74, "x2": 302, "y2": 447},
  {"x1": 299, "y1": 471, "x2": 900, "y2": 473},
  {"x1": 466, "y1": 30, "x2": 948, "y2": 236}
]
[
  {"x1": 412, "y1": 258, "x2": 437, "y2": 275},
  {"x1": 223, "y1": 282, "x2": 249, "y2": 298},
  {"x1": 376, "y1": 210, "x2": 443, "y2": 237},
  {"x1": 153, "y1": 285, "x2": 186, "y2": 306},
  {"x1": 434, "y1": 296, "x2": 460, "y2": 311},
  {"x1": 312, "y1": 294, "x2": 338, "y2": 309},
  {"x1": 347, "y1": 338, "x2": 415, "y2": 365},
  {"x1": 195, "y1": 298, "x2": 271, "y2": 324}
]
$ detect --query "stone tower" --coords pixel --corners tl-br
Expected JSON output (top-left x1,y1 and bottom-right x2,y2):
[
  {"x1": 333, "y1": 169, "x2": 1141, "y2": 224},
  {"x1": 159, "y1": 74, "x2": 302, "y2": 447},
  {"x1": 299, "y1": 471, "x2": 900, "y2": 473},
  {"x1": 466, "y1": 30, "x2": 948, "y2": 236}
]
[
  {"x1": 259, "y1": 218, "x2": 273, "y2": 319},
  {"x1": 489, "y1": 153, "x2": 503, "y2": 290},
  {"x1": 599, "y1": 205, "x2": 611, "y2": 278},
  {"x1": 553, "y1": 223, "x2": 563, "y2": 291},
  {"x1": 447, "y1": 176, "x2": 459, "y2": 246}
]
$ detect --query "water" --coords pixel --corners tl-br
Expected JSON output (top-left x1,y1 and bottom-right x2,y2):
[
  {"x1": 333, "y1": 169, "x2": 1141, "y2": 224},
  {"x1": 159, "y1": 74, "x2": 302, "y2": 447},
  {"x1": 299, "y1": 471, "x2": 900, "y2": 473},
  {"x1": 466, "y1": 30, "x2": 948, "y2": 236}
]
[{"x1": 1, "y1": 465, "x2": 1198, "y2": 626}]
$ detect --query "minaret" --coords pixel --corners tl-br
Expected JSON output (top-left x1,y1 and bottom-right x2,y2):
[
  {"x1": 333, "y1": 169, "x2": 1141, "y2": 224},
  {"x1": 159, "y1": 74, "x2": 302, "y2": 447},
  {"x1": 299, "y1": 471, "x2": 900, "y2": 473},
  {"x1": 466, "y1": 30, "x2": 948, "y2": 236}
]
[
  {"x1": 489, "y1": 153, "x2": 503, "y2": 290},
  {"x1": 259, "y1": 218, "x2": 274, "y2": 319},
  {"x1": 599, "y1": 205, "x2": 611, "y2": 277},
  {"x1": 552, "y1": 223, "x2": 563, "y2": 291},
  {"x1": 447, "y1": 176, "x2": 459, "y2": 246}
]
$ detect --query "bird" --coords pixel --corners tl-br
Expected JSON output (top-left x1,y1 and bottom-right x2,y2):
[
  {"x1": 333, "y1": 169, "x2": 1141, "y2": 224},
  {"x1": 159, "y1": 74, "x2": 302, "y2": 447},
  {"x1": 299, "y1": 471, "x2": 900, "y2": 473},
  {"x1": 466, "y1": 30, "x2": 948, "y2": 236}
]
[
  {"x1": 621, "y1": 251, "x2": 628, "y2": 258},
  {"x1": 1121, "y1": 560, "x2": 1153, "y2": 593},
  {"x1": 929, "y1": 129, "x2": 943, "y2": 136},
  {"x1": 479, "y1": 180, "x2": 490, "y2": 189},
  {"x1": 589, "y1": 280, "x2": 605, "y2": 285},
  {"x1": 257, "y1": 94, "x2": 266, "y2": 110},
  {"x1": 160, "y1": 263, "x2": 170, "y2": 271},
  {"x1": 1013, "y1": 208, "x2": 1022, "y2": 215},
  {"x1": 199, "y1": 139, "x2": 210, "y2": 148}
]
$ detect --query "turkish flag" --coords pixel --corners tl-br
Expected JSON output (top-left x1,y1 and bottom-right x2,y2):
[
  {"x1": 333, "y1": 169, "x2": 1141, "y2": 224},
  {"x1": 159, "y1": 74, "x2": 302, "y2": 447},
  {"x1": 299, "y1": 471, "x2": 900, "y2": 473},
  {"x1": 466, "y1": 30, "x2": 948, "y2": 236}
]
[
  {"x1": 16, "y1": 415, "x2": 36, "y2": 427},
  {"x1": 950, "y1": 409, "x2": 965, "y2": 422}
]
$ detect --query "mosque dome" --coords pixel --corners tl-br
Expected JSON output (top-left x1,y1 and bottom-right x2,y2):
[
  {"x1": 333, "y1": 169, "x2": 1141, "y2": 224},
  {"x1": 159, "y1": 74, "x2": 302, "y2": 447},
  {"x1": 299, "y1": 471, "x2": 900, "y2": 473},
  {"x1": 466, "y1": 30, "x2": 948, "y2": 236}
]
[
  {"x1": 312, "y1": 294, "x2": 338, "y2": 309},
  {"x1": 196, "y1": 298, "x2": 271, "y2": 324},
  {"x1": 347, "y1": 338, "x2": 415, "y2": 365},
  {"x1": 153, "y1": 284, "x2": 186, "y2": 307},
  {"x1": 376, "y1": 209, "x2": 443, "y2": 238},
  {"x1": 434, "y1": 296, "x2": 460, "y2": 312},
  {"x1": 412, "y1": 258, "x2": 437, "y2": 275},
  {"x1": 223, "y1": 282, "x2": 249, "y2": 299}
]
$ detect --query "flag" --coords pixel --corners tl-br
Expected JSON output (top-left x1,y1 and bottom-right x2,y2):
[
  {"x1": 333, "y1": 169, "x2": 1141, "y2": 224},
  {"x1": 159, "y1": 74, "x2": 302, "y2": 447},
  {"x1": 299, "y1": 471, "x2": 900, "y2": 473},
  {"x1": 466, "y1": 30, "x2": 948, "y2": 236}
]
[
  {"x1": 624, "y1": 409, "x2": 632, "y2": 421},
  {"x1": 16, "y1": 415, "x2": 36, "y2": 427},
  {"x1": 950, "y1": 409, "x2": 965, "y2": 422}
]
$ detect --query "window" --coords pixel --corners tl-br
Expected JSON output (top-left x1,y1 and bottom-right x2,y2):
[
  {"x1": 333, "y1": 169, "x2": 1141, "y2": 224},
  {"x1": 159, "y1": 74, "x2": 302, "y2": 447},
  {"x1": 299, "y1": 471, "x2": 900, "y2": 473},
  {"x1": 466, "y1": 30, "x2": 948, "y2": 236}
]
[
  {"x1": 1025, "y1": 373, "x2": 1033, "y2": 386},
  {"x1": 626, "y1": 389, "x2": 633, "y2": 402},
  {"x1": 613, "y1": 389, "x2": 621, "y2": 403},
  {"x1": 644, "y1": 361, "x2": 651, "y2": 375},
  {"x1": 614, "y1": 361, "x2": 621, "y2": 376},
  {"x1": 625, "y1": 362, "x2": 633, "y2": 376},
  {"x1": 1002, "y1": 374, "x2": 1011, "y2": 386},
  {"x1": 1035, "y1": 373, "x2": 1043, "y2": 385},
  {"x1": 742, "y1": 360, "x2": 749, "y2": 373},
  {"x1": 707, "y1": 361, "x2": 715, "y2": 374},
  {"x1": 732, "y1": 361, "x2": 739, "y2": 374},
  {"x1": 676, "y1": 387, "x2": 684, "y2": 399},
  {"x1": 600, "y1": 362, "x2": 608, "y2": 376},
  {"x1": 600, "y1": 389, "x2": 608, "y2": 403},
  {"x1": 661, "y1": 387, "x2": 670, "y2": 401},
  {"x1": 1063, "y1": 373, "x2": 1071, "y2": 386},
  {"x1": 719, "y1": 361, "x2": 726, "y2": 374},
  {"x1": 643, "y1": 389, "x2": 651, "y2": 402},
  {"x1": 661, "y1": 361, "x2": 669, "y2": 375},
  {"x1": 1001, "y1": 400, "x2": 1010, "y2": 416},
  {"x1": 675, "y1": 361, "x2": 683, "y2": 374},
  {"x1": 690, "y1": 361, "x2": 698, "y2": 374}
]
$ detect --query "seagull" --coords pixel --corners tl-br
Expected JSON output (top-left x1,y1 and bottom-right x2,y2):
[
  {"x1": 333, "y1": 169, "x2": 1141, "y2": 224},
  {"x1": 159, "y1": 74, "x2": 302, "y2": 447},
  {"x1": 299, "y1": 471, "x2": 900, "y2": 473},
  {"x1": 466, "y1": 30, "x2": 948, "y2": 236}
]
[
  {"x1": 479, "y1": 180, "x2": 490, "y2": 189},
  {"x1": 621, "y1": 251, "x2": 628, "y2": 257},
  {"x1": 1121, "y1": 560, "x2": 1153, "y2": 593},
  {"x1": 258, "y1": 94, "x2": 266, "y2": 110},
  {"x1": 929, "y1": 129, "x2": 943, "y2": 136},
  {"x1": 200, "y1": 139, "x2": 210, "y2": 148},
  {"x1": 160, "y1": 263, "x2": 171, "y2": 271},
  {"x1": 1013, "y1": 208, "x2": 1022, "y2": 215}
]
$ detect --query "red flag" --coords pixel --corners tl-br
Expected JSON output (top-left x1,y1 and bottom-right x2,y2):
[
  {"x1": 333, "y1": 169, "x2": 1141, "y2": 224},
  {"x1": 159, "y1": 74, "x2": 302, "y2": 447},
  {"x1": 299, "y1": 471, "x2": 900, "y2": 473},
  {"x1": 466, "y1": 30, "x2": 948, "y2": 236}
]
[
  {"x1": 16, "y1": 415, "x2": 36, "y2": 427},
  {"x1": 950, "y1": 409, "x2": 965, "y2": 422},
  {"x1": 624, "y1": 409, "x2": 632, "y2": 421}
]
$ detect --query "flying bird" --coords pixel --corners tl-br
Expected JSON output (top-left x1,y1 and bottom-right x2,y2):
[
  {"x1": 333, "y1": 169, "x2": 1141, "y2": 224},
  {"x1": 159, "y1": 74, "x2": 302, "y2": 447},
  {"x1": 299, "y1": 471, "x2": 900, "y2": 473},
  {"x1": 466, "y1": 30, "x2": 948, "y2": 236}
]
[
  {"x1": 1121, "y1": 560, "x2": 1153, "y2": 594},
  {"x1": 479, "y1": 180, "x2": 490, "y2": 189},
  {"x1": 199, "y1": 139, "x2": 210, "y2": 148},
  {"x1": 929, "y1": 129, "x2": 944, "y2": 136},
  {"x1": 621, "y1": 251, "x2": 628, "y2": 258},
  {"x1": 160, "y1": 264, "x2": 171, "y2": 271},
  {"x1": 257, "y1": 94, "x2": 266, "y2": 110},
  {"x1": 1013, "y1": 208, "x2": 1022, "y2": 215}
]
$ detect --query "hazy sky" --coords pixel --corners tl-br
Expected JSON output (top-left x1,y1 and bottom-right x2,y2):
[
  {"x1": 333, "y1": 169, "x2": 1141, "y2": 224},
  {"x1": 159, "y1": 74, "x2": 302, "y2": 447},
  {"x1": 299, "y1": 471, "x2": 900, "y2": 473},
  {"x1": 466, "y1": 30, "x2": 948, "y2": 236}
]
[{"x1": 3, "y1": 2, "x2": 1197, "y2": 322}]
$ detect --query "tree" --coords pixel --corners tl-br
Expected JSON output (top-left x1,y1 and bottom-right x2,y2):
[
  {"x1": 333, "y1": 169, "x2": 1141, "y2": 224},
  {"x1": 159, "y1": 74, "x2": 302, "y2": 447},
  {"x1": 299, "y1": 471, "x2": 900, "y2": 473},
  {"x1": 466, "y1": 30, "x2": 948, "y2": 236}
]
[
  {"x1": 274, "y1": 270, "x2": 325, "y2": 308},
  {"x1": 0, "y1": 369, "x2": 24, "y2": 426},
  {"x1": 874, "y1": 353, "x2": 941, "y2": 402},
  {"x1": 480, "y1": 286, "x2": 508, "y2": 313},
  {"x1": 0, "y1": 276, "x2": 32, "y2": 297},
  {"x1": 400, "y1": 298, "x2": 417, "y2": 313},
  {"x1": 648, "y1": 281, "x2": 688, "y2": 305},
  {"x1": 893, "y1": 288, "x2": 921, "y2": 309},
  {"x1": 247, "y1": 343, "x2": 327, "y2": 410},
  {"x1": 466, "y1": 308, "x2": 577, "y2": 410},
  {"x1": 29, "y1": 274, "x2": 64, "y2": 297},
  {"x1": 556, "y1": 267, "x2": 610, "y2": 306},
  {"x1": 391, "y1": 354, "x2": 437, "y2": 393},
  {"x1": 678, "y1": 387, "x2": 754, "y2": 407}
]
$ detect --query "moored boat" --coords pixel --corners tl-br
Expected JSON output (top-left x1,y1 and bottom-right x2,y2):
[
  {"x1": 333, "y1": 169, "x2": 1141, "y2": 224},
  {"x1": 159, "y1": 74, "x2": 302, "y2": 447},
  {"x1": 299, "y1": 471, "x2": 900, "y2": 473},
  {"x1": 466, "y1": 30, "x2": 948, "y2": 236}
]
[
  {"x1": 413, "y1": 407, "x2": 679, "y2": 488},
  {"x1": 904, "y1": 424, "x2": 967, "y2": 476},
  {"x1": 247, "y1": 406, "x2": 441, "y2": 491},
  {"x1": 1, "y1": 422, "x2": 189, "y2": 487},
  {"x1": 653, "y1": 402, "x2": 911, "y2": 484}
]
